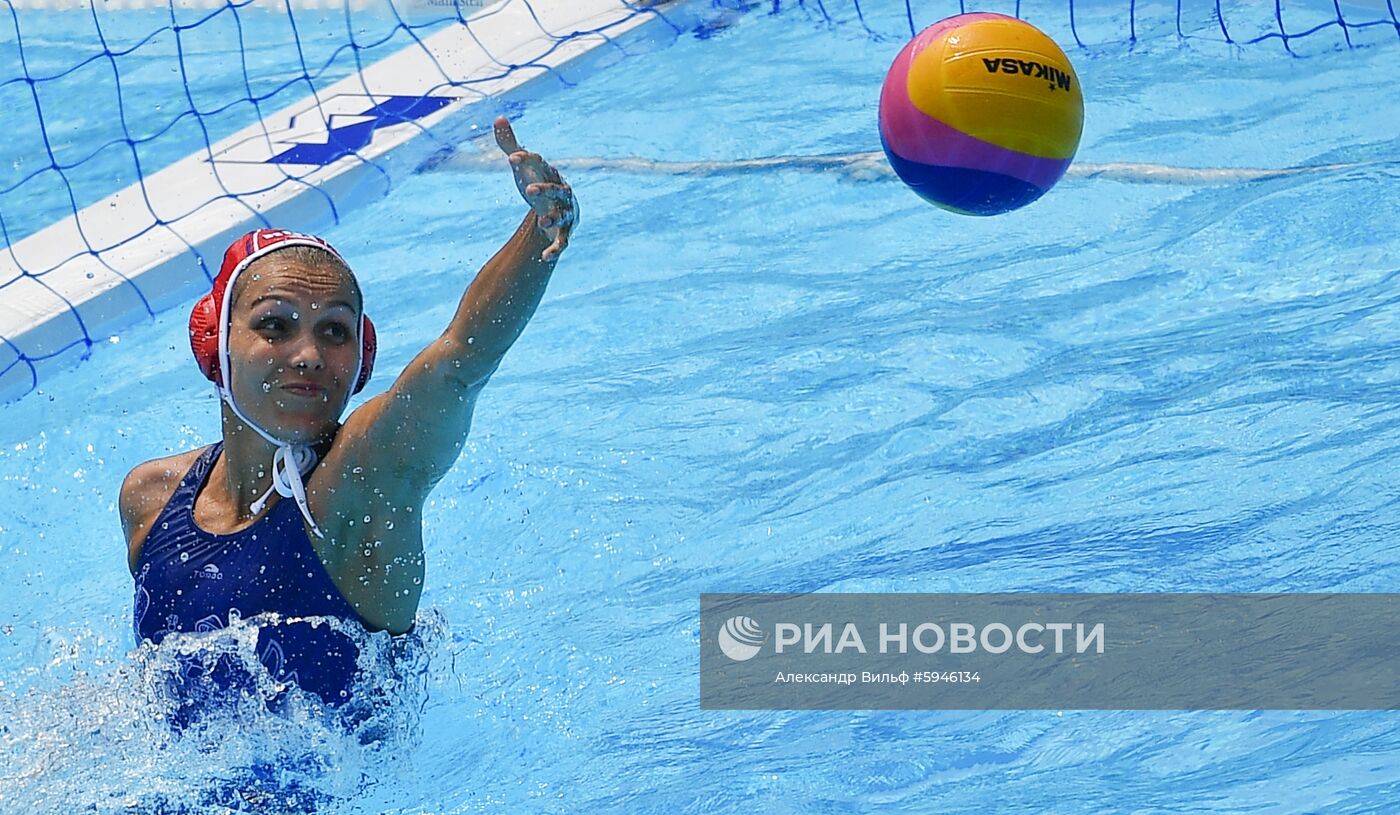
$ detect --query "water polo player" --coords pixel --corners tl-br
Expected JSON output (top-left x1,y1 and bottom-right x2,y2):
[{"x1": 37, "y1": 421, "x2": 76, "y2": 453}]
[{"x1": 118, "y1": 118, "x2": 574, "y2": 723}]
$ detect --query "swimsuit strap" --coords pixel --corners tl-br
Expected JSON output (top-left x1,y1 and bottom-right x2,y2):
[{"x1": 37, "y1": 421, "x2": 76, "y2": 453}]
[{"x1": 147, "y1": 442, "x2": 224, "y2": 534}]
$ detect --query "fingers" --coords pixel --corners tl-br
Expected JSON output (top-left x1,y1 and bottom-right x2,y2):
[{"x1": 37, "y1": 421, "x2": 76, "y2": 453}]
[
  {"x1": 524, "y1": 181, "x2": 571, "y2": 203},
  {"x1": 523, "y1": 181, "x2": 572, "y2": 213},
  {"x1": 525, "y1": 183, "x2": 574, "y2": 231},
  {"x1": 493, "y1": 116, "x2": 521, "y2": 156},
  {"x1": 494, "y1": 116, "x2": 566, "y2": 185},
  {"x1": 511, "y1": 153, "x2": 562, "y2": 186},
  {"x1": 542, "y1": 222, "x2": 572, "y2": 262},
  {"x1": 496, "y1": 119, "x2": 562, "y2": 185},
  {"x1": 527, "y1": 181, "x2": 574, "y2": 260}
]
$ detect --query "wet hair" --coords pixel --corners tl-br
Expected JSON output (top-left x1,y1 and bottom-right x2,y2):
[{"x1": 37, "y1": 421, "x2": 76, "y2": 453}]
[{"x1": 231, "y1": 244, "x2": 362, "y2": 313}]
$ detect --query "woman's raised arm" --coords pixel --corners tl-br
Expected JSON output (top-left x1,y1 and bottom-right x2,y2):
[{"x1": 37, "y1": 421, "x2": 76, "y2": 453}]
[{"x1": 333, "y1": 118, "x2": 577, "y2": 496}]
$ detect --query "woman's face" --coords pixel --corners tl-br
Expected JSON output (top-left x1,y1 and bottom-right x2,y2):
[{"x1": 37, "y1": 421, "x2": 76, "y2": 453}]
[{"x1": 225, "y1": 252, "x2": 362, "y2": 443}]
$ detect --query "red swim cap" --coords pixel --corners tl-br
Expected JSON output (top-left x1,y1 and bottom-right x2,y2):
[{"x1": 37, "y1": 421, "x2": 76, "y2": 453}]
[{"x1": 189, "y1": 228, "x2": 377, "y2": 394}]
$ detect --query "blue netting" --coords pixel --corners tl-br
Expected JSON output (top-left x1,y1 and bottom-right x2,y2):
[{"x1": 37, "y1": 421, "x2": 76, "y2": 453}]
[
  {"x1": 749, "y1": 0, "x2": 1400, "y2": 49},
  {"x1": 0, "y1": 0, "x2": 687, "y2": 402},
  {"x1": 0, "y1": 0, "x2": 1395, "y2": 405}
]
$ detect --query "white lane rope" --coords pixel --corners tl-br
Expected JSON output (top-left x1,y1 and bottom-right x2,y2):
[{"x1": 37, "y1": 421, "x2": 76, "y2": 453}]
[{"x1": 423, "y1": 147, "x2": 1394, "y2": 185}]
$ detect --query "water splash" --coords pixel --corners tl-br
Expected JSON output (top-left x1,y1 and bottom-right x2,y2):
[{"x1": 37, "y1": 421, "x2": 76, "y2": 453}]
[{"x1": 0, "y1": 610, "x2": 450, "y2": 814}]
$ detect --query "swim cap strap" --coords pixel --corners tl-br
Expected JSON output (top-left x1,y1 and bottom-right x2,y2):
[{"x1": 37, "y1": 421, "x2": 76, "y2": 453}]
[
  {"x1": 247, "y1": 443, "x2": 326, "y2": 540},
  {"x1": 221, "y1": 388, "x2": 328, "y2": 539}
]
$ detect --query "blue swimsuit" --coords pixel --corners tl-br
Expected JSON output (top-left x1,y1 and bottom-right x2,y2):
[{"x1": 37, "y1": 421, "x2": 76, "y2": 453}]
[{"x1": 132, "y1": 441, "x2": 365, "y2": 718}]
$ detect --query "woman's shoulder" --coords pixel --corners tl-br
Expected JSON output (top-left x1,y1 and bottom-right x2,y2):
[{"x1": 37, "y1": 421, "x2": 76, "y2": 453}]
[
  {"x1": 121, "y1": 446, "x2": 210, "y2": 497},
  {"x1": 119, "y1": 446, "x2": 212, "y2": 573}
]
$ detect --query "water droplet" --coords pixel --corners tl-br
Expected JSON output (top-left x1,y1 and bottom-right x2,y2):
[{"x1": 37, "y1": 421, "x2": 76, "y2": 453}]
[
  {"x1": 413, "y1": 577, "x2": 421, "y2": 585},
  {"x1": 466, "y1": 336, "x2": 475, "y2": 345},
  {"x1": 363, "y1": 548, "x2": 373, "y2": 557},
  {"x1": 385, "y1": 521, "x2": 394, "y2": 530},
  {"x1": 363, "y1": 515, "x2": 371, "y2": 524},
  {"x1": 179, "y1": 552, "x2": 188, "y2": 562},
  {"x1": 291, "y1": 311, "x2": 300, "y2": 319},
  {"x1": 261, "y1": 382, "x2": 272, "y2": 393},
  {"x1": 352, "y1": 466, "x2": 363, "y2": 475}
]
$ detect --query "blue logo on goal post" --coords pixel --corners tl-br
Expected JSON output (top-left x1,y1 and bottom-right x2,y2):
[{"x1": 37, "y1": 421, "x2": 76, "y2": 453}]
[
  {"x1": 269, "y1": 95, "x2": 456, "y2": 166},
  {"x1": 208, "y1": 92, "x2": 459, "y2": 169}
]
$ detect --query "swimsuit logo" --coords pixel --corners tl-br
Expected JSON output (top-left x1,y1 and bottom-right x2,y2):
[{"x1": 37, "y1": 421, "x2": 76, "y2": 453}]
[
  {"x1": 717, "y1": 616, "x2": 766, "y2": 661},
  {"x1": 195, "y1": 564, "x2": 224, "y2": 581}
]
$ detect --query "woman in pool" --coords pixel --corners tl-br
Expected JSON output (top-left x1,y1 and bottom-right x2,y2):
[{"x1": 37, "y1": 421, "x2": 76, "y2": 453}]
[{"x1": 118, "y1": 118, "x2": 574, "y2": 719}]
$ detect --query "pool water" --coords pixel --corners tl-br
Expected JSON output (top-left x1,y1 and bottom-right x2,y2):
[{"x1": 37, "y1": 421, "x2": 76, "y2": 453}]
[{"x1": 3, "y1": 1, "x2": 1400, "y2": 812}]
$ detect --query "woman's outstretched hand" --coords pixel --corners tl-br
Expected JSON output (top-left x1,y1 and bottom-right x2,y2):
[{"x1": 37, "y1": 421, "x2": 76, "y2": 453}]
[{"x1": 494, "y1": 116, "x2": 576, "y2": 262}]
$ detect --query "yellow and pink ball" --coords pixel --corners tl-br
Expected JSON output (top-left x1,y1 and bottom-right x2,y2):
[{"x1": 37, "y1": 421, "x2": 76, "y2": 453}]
[{"x1": 879, "y1": 13, "x2": 1084, "y2": 215}]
